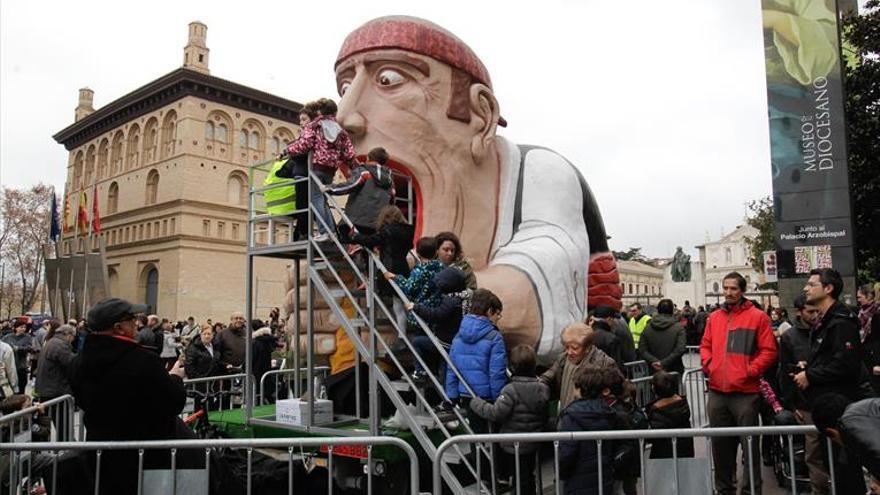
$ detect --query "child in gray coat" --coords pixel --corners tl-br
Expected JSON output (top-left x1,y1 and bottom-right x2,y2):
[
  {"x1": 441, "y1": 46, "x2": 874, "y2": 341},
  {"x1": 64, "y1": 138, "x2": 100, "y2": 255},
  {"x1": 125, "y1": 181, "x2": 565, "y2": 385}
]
[{"x1": 470, "y1": 345, "x2": 549, "y2": 493}]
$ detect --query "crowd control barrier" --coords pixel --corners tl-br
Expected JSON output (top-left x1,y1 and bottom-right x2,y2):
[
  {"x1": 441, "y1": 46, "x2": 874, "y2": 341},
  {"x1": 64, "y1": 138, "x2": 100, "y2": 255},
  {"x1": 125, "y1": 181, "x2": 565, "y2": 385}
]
[
  {"x1": 1, "y1": 436, "x2": 419, "y2": 495},
  {"x1": 0, "y1": 394, "x2": 77, "y2": 444},
  {"x1": 433, "y1": 425, "x2": 841, "y2": 495}
]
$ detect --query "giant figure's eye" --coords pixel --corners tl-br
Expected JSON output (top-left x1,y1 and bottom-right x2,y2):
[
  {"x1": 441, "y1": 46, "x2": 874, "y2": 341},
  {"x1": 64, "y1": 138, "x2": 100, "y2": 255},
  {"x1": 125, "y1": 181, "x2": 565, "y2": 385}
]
[
  {"x1": 377, "y1": 69, "x2": 405, "y2": 87},
  {"x1": 339, "y1": 82, "x2": 351, "y2": 96}
]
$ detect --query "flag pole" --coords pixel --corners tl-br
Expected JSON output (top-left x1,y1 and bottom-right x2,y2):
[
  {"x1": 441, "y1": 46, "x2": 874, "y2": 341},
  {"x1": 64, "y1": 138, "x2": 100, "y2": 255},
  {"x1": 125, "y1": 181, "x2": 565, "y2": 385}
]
[
  {"x1": 70, "y1": 188, "x2": 79, "y2": 320},
  {"x1": 81, "y1": 196, "x2": 91, "y2": 317}
]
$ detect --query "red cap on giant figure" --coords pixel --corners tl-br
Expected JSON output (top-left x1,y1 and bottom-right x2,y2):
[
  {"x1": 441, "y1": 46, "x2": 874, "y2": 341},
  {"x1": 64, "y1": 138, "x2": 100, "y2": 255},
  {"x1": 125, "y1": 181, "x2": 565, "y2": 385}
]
[{"x1": 336, "y1": 16, "x2": 493, "y2": 89}]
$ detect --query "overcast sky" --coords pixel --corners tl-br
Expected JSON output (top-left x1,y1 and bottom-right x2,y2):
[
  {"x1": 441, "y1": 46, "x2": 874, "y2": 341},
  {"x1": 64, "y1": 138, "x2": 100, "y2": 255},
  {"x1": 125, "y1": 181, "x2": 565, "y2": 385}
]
[{"x1": 1, "y1": 0, "x2": 787, "y2": 258}]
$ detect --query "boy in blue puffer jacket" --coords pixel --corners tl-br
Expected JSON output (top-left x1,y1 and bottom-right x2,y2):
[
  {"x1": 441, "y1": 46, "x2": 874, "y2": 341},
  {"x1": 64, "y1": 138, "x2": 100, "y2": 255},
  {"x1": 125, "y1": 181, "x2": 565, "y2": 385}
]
[{"x1": 445, "y1": 289, "x2": 507, "y2": 432}]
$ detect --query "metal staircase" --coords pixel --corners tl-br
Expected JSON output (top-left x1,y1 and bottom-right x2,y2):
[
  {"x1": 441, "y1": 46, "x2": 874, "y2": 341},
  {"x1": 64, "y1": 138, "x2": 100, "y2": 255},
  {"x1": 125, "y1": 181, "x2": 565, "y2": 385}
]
[{"x1": 246, "y1": 160, "x2": 497, "y2": 494}]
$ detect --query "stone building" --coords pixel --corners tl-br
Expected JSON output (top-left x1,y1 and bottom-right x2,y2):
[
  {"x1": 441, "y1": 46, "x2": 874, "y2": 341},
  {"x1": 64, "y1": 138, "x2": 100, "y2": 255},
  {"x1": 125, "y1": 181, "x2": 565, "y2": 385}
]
[
  {"x1": 618, "y1": 259, "x2": 665, "y2": 307},
  {"x1": 696, "y1": 223, "x2": 777, "y2": 308},
  {"x1": 53, "y1": 22, "x2": 303, "y2": 321},
  {"x1": 696, "y1": 223, "x2": 762, "y2": 296}
]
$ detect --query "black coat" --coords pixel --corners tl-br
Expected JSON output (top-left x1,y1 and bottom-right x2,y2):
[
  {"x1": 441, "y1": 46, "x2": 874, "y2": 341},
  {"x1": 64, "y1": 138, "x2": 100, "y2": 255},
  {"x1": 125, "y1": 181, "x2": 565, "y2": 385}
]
[
  {"x1": 347, "y1": 221, "x2": 414, "y2": 295},
  {"x1": 136, "y1": 325, "x2": 163, "y2": 354},
  {"x1": 469, "y1": 376, "x2": 550, "y2": 453},
  {"x1": 413, "y1": 267, "x2": 468, "y2": 344},
  {"x1": 638, "y1": 314, "x2": 687, "y2": 375},
  {"x1": 861, "y1": 315, "x2": 880, "y2": 396},
  {"x1": 593, "y1": 328, "x2": 622, "y2": 369},
  {"x1": 777, "y1": 319, "x2": 812, "y2": 411},
  {"x1": 805, "y1": 301, "x2": 866, "y2": 406},
  {"x1": 611, "y1": 318, "x2": 637, "y2": 363},
  {"x1": 327, "y1": 162, "x2": 395, "y2": 229},
  {"x1": 184, "y1": 339, "x2": 221, "y2": 379},
  {"x1": 35, "y1": 335, "x2": 76, "y2": 399},
  {"x1": 646, "y1": 396, "x2": 695, "y2": 458},
  {"x1": 70, "y1": 333, "x2": 195, "y2": 492},
  {"x1": 558, "y1": 398, "x2": 616, "y2": 495},
  {"x1": 251, "y1": 328, "x2": 277, "y2": 382}
]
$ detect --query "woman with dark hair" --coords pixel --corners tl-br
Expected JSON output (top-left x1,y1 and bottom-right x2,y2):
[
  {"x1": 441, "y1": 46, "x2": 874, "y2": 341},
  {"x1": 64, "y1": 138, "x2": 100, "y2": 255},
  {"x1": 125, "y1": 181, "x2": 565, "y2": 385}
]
[
  {"x1": 342, "y1": 205, "x2": 414, "y2": 294},
  {"x1": 434, "y1": 231, "x2": 477, "y2": 290}
]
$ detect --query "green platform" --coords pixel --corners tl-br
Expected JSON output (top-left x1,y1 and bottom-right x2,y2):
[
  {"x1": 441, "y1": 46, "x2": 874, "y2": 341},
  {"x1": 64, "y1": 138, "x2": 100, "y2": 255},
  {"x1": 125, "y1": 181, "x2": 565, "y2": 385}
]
[{"x1": 208, "y1": 404, "x2": 454, "y2": 464}]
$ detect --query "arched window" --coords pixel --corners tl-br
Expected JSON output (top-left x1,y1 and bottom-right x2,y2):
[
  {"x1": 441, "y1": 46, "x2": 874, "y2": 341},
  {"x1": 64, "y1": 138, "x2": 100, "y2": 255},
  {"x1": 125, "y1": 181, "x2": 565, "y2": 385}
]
[
  {"x1": 143, "y1": 118, "x2": 159, "y2": 164},
  {"x1": 107, "y1": 182, "x2": 119, "y2": 214},
  {"x1": 126, "y1": 124, "x2": 141, "y2": 169},
  {"x1": 84, "y1": 145, "x2": 96, "y2": 187},
  {"x1": 73, "y1": 151, "x2": 84, "y2": 190},
  {"x1": 161, "y1": 111, "x2": 177, "y2": 159},
  {"x1": 142, "y1": 265, "x2": 159, "y2": 314},
  {"x1": 97, "y1": 139, "x2": 109, "y2": 179},
  {"x1": 249, "y1": 131, "x2": 261, "y2": 150},
  {"x1": 274, "y1": 128, "x2": 293, "y2": 158},
  {"x1": 108, "y1": 267, "x2": 119, "y2": 297},
  {"x1": 146, "y1": 170, "x2": 159, "y2": 205},
  {"x1": 269, "y1": 137, "x2": 280, "y2": 155},
  {"x1": 205, "y1": 111, "x2": 233, "y2": 159},
  {"x1": 724, "y1": 247, "x2": 732, "y2": 265},
  {"x1": 110, "y1": 131, "x2": 124, "y2": 175},
  {"x1": 227, "y1": 172, "x2": 248, "y2": 206},
  {"x1": 239, "y1": 130, "x2": 248, "y2": 147},
  {"x1": 713, "y1": 281, "x2": 720, "y2": 293}
]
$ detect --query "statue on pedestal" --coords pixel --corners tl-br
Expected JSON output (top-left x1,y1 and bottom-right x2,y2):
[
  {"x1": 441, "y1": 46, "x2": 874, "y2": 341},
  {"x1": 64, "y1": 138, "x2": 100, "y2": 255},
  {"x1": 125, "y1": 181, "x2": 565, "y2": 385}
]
[{"x1": 671, "y1": 247, "x2": 692, "y2": 282}]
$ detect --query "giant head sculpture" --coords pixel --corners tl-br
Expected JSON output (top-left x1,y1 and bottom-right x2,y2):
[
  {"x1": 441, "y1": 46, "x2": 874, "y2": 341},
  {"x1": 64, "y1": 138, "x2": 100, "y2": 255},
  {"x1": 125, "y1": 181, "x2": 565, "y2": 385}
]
[{"x1": 334, "y1": 16, "x2": 621, "y2": 361}]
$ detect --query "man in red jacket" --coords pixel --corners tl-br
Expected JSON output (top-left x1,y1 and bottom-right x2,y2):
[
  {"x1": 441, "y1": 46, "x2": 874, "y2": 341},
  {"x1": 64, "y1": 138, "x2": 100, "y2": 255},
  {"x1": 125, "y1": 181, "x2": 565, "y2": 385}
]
[{"x1": 700, "y1": 272, "x2": 778, "y2": 495}]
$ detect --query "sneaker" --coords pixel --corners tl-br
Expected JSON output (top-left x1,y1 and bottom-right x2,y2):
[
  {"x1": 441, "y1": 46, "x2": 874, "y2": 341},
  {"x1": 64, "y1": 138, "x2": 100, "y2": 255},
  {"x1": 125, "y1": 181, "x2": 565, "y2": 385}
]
[{"x1": 312, "y1": 233, "x2": 330, "y2": 242}]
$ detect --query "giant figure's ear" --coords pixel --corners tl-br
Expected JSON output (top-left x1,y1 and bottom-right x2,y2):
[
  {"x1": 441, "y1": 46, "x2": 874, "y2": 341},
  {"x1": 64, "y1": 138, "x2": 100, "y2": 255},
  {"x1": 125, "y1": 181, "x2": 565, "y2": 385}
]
[{"x1": 468, "y1": 83, "x2": 500, "y2": 161}]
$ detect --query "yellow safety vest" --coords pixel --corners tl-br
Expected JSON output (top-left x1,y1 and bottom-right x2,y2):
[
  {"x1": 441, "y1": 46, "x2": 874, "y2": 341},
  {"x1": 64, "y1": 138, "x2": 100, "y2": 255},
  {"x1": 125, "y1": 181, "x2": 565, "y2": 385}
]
[
  {"x1": 629, "y1": 314, "x2": 651, "y2": 349},
  {"x1": 263, "y1": 159, "x2": 297, "y2": 215}
]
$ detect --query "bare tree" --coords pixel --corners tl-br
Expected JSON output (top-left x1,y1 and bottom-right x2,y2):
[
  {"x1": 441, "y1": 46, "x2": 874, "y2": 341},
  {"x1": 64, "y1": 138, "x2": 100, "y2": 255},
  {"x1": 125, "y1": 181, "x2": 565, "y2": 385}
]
[{"x1": 1, "y1": 184, "x2": 53, "y2": 314}]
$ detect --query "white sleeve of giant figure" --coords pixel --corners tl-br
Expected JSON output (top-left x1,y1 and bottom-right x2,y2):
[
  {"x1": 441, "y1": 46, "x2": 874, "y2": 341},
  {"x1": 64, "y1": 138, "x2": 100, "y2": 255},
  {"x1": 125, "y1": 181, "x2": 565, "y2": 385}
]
[{"x1": 491, "y1": 145, "x2": 591, "y2": 358}]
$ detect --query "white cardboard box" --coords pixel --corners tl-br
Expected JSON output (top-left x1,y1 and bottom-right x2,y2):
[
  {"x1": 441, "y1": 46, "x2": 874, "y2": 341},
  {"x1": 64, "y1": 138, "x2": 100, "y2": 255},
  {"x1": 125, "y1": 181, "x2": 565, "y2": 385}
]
[{"x1": 276, "y1": 398, "x2": 334, "y2": 425}]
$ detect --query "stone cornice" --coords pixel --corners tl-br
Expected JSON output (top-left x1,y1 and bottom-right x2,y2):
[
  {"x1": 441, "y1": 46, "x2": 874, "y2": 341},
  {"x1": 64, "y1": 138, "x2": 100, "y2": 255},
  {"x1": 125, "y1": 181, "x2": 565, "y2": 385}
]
[
  {"x1": 83, "y1": 198, "x2": 247, "y2": 225},
  {"x1": 53, "y1": 68, "x2": 303, "y2": 150},
  {"x1": 104, "y1": 233, "x2": 247, "y2": 255}
]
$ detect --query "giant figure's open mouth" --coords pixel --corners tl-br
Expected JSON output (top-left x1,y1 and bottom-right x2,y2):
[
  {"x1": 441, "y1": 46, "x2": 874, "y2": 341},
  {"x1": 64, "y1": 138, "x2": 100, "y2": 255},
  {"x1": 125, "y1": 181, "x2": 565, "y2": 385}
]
[{"x1": 349, "y1": 155, "x2": 422, "y2": 240}]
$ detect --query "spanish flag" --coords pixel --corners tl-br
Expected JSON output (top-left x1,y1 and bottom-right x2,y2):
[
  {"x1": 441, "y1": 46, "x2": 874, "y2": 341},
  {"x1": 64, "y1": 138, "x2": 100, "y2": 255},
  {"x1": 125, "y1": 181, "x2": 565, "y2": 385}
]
[
  {"x1": 63, "y1": 194, "x2": 72, "y2": 233},
  {"x1": 91, "y1": 184, "x2": 102, "y2": 234},
  {"x1": 77, "y1": 191, "x2": 89, "y2": 234}
]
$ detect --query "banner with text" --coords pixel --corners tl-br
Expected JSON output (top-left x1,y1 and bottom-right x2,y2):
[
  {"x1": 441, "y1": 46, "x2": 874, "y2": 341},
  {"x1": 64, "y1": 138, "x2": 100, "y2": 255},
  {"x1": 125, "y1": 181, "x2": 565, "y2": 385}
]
[{"x1": 761, "y1": 0, "x2": 855, "y2": 280}]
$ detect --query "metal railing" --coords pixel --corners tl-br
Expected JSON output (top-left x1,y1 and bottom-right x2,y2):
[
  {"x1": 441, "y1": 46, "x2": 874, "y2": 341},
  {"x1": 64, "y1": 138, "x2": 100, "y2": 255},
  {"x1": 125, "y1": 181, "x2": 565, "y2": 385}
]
[
  {"x1": 0, "y1": 394, "x2": 77, "y2": 443},
  {"x1": 259, "y1": 366, "x2": 330, "y2": 405},
  {"x1": 183, "y1": 373, "x2": 256, "y2": 412},
  {"x1": 680, "y1": 369, "x2": 709, "y2": 428},
  {"x1": 684, "y1": 345, "x2": 701, "y2": 369},
  {"x1": 1, "y1": 435, "x2": 420, "y2": 495},
  {"x1": 302, "y1": 171, "x2": 499, "y2": 493},
  {"x1": 629, "y1": 372, "x2": 679, "y2": 409},
  {"x1": 433, "y1": 425, "x2": 841, "y2": 495},
  {"x1": 622, "y1": 360, "x2": 649, "y2": 379}
]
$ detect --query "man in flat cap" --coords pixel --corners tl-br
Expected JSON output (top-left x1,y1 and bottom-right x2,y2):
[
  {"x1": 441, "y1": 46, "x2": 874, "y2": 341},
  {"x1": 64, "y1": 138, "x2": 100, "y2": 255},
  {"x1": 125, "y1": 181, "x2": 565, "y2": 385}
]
[
  {"x1": 333, "y1": 16, "x2": 621, "y2": 361},
  {"x1": 71, "y1": 298, "x2": 196, "y2": 491}
]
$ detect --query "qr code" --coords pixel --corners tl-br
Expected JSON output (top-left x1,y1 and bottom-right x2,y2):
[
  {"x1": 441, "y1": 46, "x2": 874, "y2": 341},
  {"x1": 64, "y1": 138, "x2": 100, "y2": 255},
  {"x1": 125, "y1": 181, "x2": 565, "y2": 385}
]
[
  {"x1": 795, "y1": 247, "x2": 811, "y2": 274},
  {"x1": 794, "y1": 245, "x2": 833, "y2": 274},
  {"x1": 816, "y1": 245, "x2": 832, "y2": 268}
]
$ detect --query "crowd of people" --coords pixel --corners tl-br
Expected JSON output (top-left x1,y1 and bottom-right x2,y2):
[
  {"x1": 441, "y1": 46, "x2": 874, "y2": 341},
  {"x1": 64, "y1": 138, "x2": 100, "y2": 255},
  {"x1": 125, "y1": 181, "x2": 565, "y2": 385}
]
[{"x1": 3, "y1": 94, "x2": 879, "y2": 494}]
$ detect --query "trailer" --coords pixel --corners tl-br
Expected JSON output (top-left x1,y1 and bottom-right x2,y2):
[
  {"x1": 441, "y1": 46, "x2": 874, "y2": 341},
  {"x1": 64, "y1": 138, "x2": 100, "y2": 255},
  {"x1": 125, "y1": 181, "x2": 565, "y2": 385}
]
[{"x1": 206, "y1": 159, "x2": 497, "y2": 494}]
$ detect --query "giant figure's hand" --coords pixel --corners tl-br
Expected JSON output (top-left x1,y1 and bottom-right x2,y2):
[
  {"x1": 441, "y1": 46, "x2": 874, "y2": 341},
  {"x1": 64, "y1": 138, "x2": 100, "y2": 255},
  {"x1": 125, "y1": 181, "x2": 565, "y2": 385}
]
[
  {"x1": 475, "y1": 265, "x2": 541, "y2": 349},
  {"x1": 587, "y1": 252, "x2": 622, "y2": 310}
]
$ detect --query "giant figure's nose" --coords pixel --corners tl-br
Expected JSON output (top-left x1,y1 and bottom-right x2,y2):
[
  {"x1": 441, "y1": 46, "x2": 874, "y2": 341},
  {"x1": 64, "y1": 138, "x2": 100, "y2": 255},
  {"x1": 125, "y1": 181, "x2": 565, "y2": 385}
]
[{"x1": 337, "y1": 71, "x2": 367, "y2": 139}]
